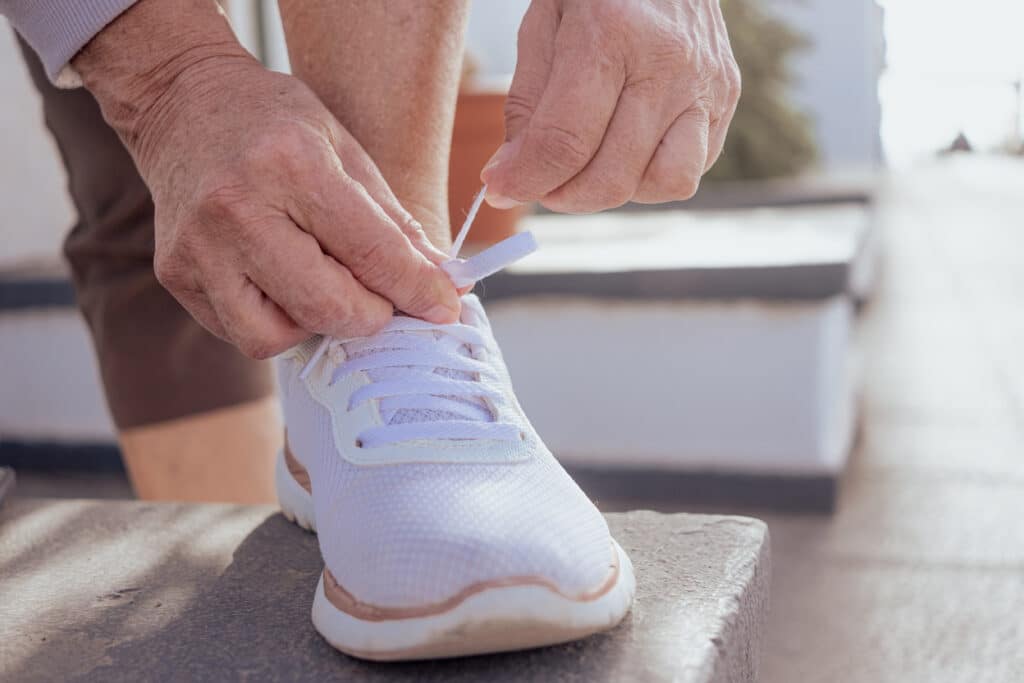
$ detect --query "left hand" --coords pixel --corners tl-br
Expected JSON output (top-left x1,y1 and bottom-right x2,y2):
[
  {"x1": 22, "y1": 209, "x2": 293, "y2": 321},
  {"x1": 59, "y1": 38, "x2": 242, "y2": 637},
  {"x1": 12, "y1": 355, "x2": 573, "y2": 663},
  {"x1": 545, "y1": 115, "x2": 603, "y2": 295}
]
[{"x1": 481, "y1": 0, "x2": 740, "y2": 213}]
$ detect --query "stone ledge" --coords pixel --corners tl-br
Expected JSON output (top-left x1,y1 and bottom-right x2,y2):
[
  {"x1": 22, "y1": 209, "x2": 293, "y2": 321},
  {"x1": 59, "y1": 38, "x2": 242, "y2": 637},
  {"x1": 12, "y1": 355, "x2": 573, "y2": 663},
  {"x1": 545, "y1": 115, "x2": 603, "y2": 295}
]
[
  {"x1": 0, "y1": 500, "x2": 769, "y2": 682},
  {"x1": 480, "y1": 204, "x2": 870, "y2": 302}
]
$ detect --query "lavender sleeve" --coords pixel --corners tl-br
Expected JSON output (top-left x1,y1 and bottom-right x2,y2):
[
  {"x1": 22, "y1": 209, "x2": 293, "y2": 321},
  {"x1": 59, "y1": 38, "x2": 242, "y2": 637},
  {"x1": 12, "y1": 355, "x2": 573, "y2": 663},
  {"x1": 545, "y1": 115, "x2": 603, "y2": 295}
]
[{"x1": 1, "y1": 0, "x2": 138, "y2": 87}]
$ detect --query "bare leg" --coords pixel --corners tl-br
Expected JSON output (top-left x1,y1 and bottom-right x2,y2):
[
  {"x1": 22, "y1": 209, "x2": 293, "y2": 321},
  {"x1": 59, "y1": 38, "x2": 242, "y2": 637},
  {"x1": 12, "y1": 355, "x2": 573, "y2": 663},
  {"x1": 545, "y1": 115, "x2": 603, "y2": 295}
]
[
  {"x1": 120, "y1": 398, "x2": 281, "y2": 503},
  {"x1": 278, "y1": 0, "x2": 471, "y2": 249}
]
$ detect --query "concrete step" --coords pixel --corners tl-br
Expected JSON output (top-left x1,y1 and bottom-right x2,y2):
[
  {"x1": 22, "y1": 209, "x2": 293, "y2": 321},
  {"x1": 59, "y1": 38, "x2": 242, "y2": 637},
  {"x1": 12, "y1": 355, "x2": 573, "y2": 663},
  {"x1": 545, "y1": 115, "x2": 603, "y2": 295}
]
[
  {"x1": 0, "y1": 498, "x2": 769, "y2": 682},
  {"x1": 483, "y1": 203, "x2": 872, "y2": 301},
  {"x1": 0, "y1": 307, "x2": 114, "y2": 444},
  {"x1": 480, "y1": 206, "x2": 870, "y2": 510}
]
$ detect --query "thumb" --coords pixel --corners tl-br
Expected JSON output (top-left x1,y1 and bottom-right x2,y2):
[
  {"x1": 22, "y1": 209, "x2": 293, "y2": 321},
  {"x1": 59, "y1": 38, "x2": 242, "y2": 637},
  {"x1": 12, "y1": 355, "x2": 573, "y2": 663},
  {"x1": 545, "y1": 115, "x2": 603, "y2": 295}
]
[{"x1": 480, "y1": 0, "x2": 559, "y2": 183}]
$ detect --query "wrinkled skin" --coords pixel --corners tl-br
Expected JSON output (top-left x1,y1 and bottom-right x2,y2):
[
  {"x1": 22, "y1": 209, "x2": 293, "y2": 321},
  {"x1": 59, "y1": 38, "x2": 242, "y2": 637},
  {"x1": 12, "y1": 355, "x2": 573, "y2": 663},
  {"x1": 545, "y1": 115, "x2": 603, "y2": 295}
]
[
  {"x1": 483, "y1": 0, "x2": 741, "y2": 213},
  {"x1": 137, "y1": 62, "x2": 462, "y2": 359},
  {"x1": 76, "y1": 0, "x2": 461, "y2": 359}
]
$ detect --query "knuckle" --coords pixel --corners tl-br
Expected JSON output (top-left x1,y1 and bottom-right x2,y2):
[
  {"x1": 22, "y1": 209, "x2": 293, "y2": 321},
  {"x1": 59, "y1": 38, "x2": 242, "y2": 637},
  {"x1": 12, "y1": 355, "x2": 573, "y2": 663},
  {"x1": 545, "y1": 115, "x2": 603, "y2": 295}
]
[
  {"x1": 399, "y1": 270, "x2": 443, "y2": 313},
  {"x1": 503, "y1": 92, "x2": 536, "y2": 129},
  {"x1": 152, "y1": 248, "x2": 178, "y2": 288},
  {"x1": 235, "y1": 334, "x2": 271, "y2": 360},
  {"x1": 691, "y1": 95, "x2": 714, "y2": 120},
  {"x1": 238, "y1": 329, "x2": 294, "y2": 361},
  {"x1": 195, "y1": 177, "x2": 253, "y2": 226},
  {"x1": 604, "y1": 174, "x2": 637, "y2": 206},
  {"x1": 346, "y1": 239, "x2": 397, "y2": 286},
  {"x1": 646, "y1": 40, "x2": 691, "y2": 78},
  {"x1": 152, "y1": 243, "x2": 193, "y2": 292},
  {"x1": 641, "y1": 165, "x2": 702, "y2": 203},
  {"x1": 323, "y1": 289, "x2": 357, "y2": 323},
  {"x1": 246, "y1": 345, "x2": 275, "y2": 361},
  {"x1": 346, "y1": 303, "x2": 392, "y2": 337},
  {"x1": 727, "y1": 63, "x2": 742, "y2": 102},
  {"x1": 539, "y1": 186, "x2": 596, "y2": 215},
  {"x1": 532, "y1": 124, "x2": 592, "y2": 171},
  {"x1": 298, "y1": 293, "x2": 351, "y2": 333},
  {"x1": 290, "y1": 301, "x2": 331, "y2": 333}
]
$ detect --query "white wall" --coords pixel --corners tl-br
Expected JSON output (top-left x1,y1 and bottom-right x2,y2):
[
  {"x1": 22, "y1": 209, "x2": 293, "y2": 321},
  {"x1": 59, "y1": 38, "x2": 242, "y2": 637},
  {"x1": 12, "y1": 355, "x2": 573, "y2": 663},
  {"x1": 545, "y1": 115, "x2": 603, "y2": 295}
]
[
  {"x1": 465, "y1": 0, "x2": 528, "y2": 78},
  {"x1": 767, "y1": 0, "x2": 885, "y2": 169}
]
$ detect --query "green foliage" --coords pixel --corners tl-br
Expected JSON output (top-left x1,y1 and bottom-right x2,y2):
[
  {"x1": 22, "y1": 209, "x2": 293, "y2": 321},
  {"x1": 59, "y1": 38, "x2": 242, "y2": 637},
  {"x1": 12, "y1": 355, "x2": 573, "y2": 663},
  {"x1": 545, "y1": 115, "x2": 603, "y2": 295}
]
[{"x1": 706, "y1": 0, "x2": 818, "y2": 181}]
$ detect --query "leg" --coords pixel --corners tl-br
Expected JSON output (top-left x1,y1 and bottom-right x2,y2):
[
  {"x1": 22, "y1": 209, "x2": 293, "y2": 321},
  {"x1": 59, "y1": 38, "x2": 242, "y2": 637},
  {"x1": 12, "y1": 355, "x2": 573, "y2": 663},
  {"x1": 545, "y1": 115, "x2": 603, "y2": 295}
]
[
  {"x1": 278, "y1": 0, "x2": 471, "y2": 249},
  {"x1": 16, "y1": 35, "x2": 280, "y2": 503}
]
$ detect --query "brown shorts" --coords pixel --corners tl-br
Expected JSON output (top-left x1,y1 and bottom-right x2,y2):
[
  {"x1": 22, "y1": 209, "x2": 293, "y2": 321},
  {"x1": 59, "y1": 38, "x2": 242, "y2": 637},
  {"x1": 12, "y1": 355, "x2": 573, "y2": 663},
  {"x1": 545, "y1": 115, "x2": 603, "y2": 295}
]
[{"x1": 18, "y1": 36, "x2": 274, "y2": 430}]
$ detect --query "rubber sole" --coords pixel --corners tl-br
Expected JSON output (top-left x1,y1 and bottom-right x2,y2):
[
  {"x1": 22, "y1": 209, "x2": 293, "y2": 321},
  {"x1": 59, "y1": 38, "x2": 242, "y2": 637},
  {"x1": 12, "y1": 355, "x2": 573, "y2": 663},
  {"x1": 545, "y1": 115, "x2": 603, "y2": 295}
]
[{"x1": 274, "y1": 449, "x2": 636, "y2": 661}]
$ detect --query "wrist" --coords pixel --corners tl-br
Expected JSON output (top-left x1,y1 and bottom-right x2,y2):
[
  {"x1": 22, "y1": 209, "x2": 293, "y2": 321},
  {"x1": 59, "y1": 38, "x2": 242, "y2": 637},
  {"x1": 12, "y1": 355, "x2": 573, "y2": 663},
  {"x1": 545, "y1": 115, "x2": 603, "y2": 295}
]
[{"x1": 73, "y1": 0, "x2": 257, "y2": 170}]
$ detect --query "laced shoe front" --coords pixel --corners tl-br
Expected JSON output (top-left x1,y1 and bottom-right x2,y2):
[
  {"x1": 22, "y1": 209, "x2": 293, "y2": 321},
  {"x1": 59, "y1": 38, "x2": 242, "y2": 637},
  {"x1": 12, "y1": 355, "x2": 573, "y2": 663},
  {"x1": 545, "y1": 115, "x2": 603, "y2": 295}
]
[{"x1": 275, "y1": 190, "x2": 636, "y2": 660}]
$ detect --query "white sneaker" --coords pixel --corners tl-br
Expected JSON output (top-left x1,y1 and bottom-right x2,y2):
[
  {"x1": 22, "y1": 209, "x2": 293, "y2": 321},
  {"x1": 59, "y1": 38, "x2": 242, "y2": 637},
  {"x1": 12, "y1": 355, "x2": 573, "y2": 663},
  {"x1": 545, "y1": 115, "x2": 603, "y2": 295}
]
[{"x1": 275, "y1": 294, "x2": 636, "y2": 661}]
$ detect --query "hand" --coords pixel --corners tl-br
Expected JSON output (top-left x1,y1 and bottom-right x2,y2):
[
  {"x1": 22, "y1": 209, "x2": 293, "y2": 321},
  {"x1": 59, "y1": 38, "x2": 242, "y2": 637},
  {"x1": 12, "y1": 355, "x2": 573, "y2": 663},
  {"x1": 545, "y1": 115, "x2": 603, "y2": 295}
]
[
  {"x1": 481, "y1": 0, "x2": 740, "y2": 213},
  {"x1": 75, "y1": 0, "x2": 460, "y2": 359}
]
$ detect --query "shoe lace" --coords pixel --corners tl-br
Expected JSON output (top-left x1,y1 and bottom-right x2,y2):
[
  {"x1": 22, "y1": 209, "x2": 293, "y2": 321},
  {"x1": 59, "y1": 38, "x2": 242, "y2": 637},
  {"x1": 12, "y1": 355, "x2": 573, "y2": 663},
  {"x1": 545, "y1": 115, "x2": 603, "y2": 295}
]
[{"x1": 299, "y1": 186, "x2": 537, "y2": 448}]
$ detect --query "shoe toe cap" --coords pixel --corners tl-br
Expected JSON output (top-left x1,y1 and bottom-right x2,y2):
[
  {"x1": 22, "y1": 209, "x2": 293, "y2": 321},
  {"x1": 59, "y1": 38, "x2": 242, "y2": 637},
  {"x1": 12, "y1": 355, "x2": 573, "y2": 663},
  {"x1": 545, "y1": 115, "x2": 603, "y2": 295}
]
[{"x1": 319, "y1": 465, "x2": 615, "y2": 609}]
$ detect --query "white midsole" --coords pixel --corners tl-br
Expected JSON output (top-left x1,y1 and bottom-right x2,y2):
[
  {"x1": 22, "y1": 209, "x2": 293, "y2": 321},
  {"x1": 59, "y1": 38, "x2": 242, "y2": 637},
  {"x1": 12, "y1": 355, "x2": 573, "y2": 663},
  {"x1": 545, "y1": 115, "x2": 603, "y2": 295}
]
[
  {"x1": 311, "y1": 540, "x2": 635, "y2": 660},
  {"x1": 275, "y1": 449, "x2": 636, "y2": 660}
]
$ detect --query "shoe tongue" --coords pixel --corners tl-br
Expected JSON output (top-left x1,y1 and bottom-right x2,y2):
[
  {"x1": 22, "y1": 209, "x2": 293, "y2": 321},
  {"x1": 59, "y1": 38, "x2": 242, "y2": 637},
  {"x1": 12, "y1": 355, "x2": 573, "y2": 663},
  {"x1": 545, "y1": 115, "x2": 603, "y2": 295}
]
[{"x1": 342, "y1": 325, "x2": 491, "y2": 427}]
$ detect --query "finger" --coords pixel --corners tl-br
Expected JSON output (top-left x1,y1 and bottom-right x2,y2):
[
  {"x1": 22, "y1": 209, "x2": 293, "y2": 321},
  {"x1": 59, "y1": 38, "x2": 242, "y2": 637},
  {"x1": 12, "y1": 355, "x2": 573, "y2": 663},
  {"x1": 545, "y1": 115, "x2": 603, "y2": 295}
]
[
  {"x1": 244, "y1": 217, "x2": 393, "y2": 338},
  {"x1": 704, "y1": 4, "x2": 741, "y2": 172},
  {"x1": 292, "y1": 164, "x2": 461, "y2": 323},
  {"x1": 331, "y1": 132, "x2": 451, "y2": 265},
  {"x1": 541, "y1": 83, "x2": 667, "y2": 213},
  {"x1": 633, "y1": 104, "x2": 711, "y2": 204},
  {"x1": 206, "y1": 273, "x2": 310, "y2": 360},
  {"x1": 705, "y1": 117, "x2": 728, "y2": 171},
  {"x1": 705, "y1": 74, "x2": 740, "y2": 170},
  {"x1": 153, "y1": 248, "x2": 230, "y2": 340},
  {"x1": 481, "y1": 13, "x2": 625, "y2": 207},
  {"x1": 475, "y1": 0, "x2": 559, "y2": 194},
  {"x1": 496, "y1": 0, "x2": 559, "y2": 145},
  {"x1": 174, "y1": 288, "x2": 229, "y2": 341}
]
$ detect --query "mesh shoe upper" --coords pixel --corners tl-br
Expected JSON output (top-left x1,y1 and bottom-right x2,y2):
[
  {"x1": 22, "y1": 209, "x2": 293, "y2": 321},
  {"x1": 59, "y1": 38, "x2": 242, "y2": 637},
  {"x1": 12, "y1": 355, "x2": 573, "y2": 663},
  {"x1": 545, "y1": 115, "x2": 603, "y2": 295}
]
[{"x1": 279, "y1": 295, "x2": 615, "y2": 608}]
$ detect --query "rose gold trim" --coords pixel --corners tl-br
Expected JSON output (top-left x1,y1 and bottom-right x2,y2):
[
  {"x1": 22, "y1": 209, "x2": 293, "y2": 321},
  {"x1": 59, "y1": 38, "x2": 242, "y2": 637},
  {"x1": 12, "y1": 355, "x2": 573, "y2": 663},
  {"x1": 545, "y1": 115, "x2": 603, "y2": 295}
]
[
  {"x1": 284, "y1": 441, "x2": 312, "y2": 494},
  {"x1": 322, "y1": 543, "x2": 621, "y2": 621}
]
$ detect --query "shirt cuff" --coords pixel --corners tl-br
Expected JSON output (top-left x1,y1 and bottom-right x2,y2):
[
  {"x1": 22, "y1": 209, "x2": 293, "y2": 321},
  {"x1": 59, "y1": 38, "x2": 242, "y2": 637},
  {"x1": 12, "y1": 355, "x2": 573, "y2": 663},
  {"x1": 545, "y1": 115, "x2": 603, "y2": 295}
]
[{"x1": 3, "y1": 0, "x2": 139, "y2": 88}]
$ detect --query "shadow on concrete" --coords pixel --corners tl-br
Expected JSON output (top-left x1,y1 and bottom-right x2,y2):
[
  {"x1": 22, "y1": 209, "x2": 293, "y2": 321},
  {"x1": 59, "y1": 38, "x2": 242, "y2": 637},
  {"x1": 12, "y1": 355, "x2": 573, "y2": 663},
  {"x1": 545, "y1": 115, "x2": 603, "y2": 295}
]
[{"x1": 5, "y1": 510, "x2": 639, "y2": 682}]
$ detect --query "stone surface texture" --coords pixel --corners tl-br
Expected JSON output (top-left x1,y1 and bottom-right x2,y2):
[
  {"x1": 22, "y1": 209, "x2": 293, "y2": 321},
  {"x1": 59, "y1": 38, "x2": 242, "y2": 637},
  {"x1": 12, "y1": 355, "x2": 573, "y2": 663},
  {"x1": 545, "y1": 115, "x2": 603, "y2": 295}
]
[{"x1": 0, "y1": 502, "x2": 769, "y2": 682}]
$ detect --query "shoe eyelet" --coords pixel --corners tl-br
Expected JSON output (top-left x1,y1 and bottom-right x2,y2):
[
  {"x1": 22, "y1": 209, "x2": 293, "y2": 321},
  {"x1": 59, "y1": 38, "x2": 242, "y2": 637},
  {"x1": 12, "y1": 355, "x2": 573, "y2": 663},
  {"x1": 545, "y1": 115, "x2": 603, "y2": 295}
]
[
  {"x1": 519, "y1": 430, "x2": 526, "y2": 441},
  {"x1": 354, "y1": 438, "x2": 363, "y2": 449}
]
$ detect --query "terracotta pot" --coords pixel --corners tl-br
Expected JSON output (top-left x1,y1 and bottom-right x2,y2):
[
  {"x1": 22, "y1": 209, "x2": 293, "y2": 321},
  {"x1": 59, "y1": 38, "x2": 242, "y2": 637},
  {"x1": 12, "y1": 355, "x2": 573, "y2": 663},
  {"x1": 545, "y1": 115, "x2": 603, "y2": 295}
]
[{"x1": 448, "y1": 91, "x2": 528, "y2": 247}]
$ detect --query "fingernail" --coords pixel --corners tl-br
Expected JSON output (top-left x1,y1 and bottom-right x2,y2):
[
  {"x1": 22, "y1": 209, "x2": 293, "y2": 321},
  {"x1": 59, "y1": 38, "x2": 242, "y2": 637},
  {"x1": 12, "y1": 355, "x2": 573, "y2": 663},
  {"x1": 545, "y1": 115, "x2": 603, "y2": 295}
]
[
  {"x1": 485, "y1": 190, "x2": 525, "y2": 210},
  {"x1": 481, "y1": 142, "x2": 514, "y2": 178}
]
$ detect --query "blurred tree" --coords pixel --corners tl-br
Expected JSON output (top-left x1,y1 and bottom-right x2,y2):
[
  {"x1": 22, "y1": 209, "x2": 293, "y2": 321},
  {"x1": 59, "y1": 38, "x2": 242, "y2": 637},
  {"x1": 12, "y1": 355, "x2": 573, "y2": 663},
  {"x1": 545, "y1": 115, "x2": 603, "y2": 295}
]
[{"x1": 706, "y1": 0, "x2": 818, "y2": 181}]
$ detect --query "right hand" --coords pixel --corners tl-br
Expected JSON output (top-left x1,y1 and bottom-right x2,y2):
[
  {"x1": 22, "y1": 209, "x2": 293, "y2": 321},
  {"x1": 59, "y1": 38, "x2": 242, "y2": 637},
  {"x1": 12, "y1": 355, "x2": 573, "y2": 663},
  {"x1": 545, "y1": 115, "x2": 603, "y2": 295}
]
[{"x1": 75, "y1": 2, "x2": 461, "y2": 359}]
